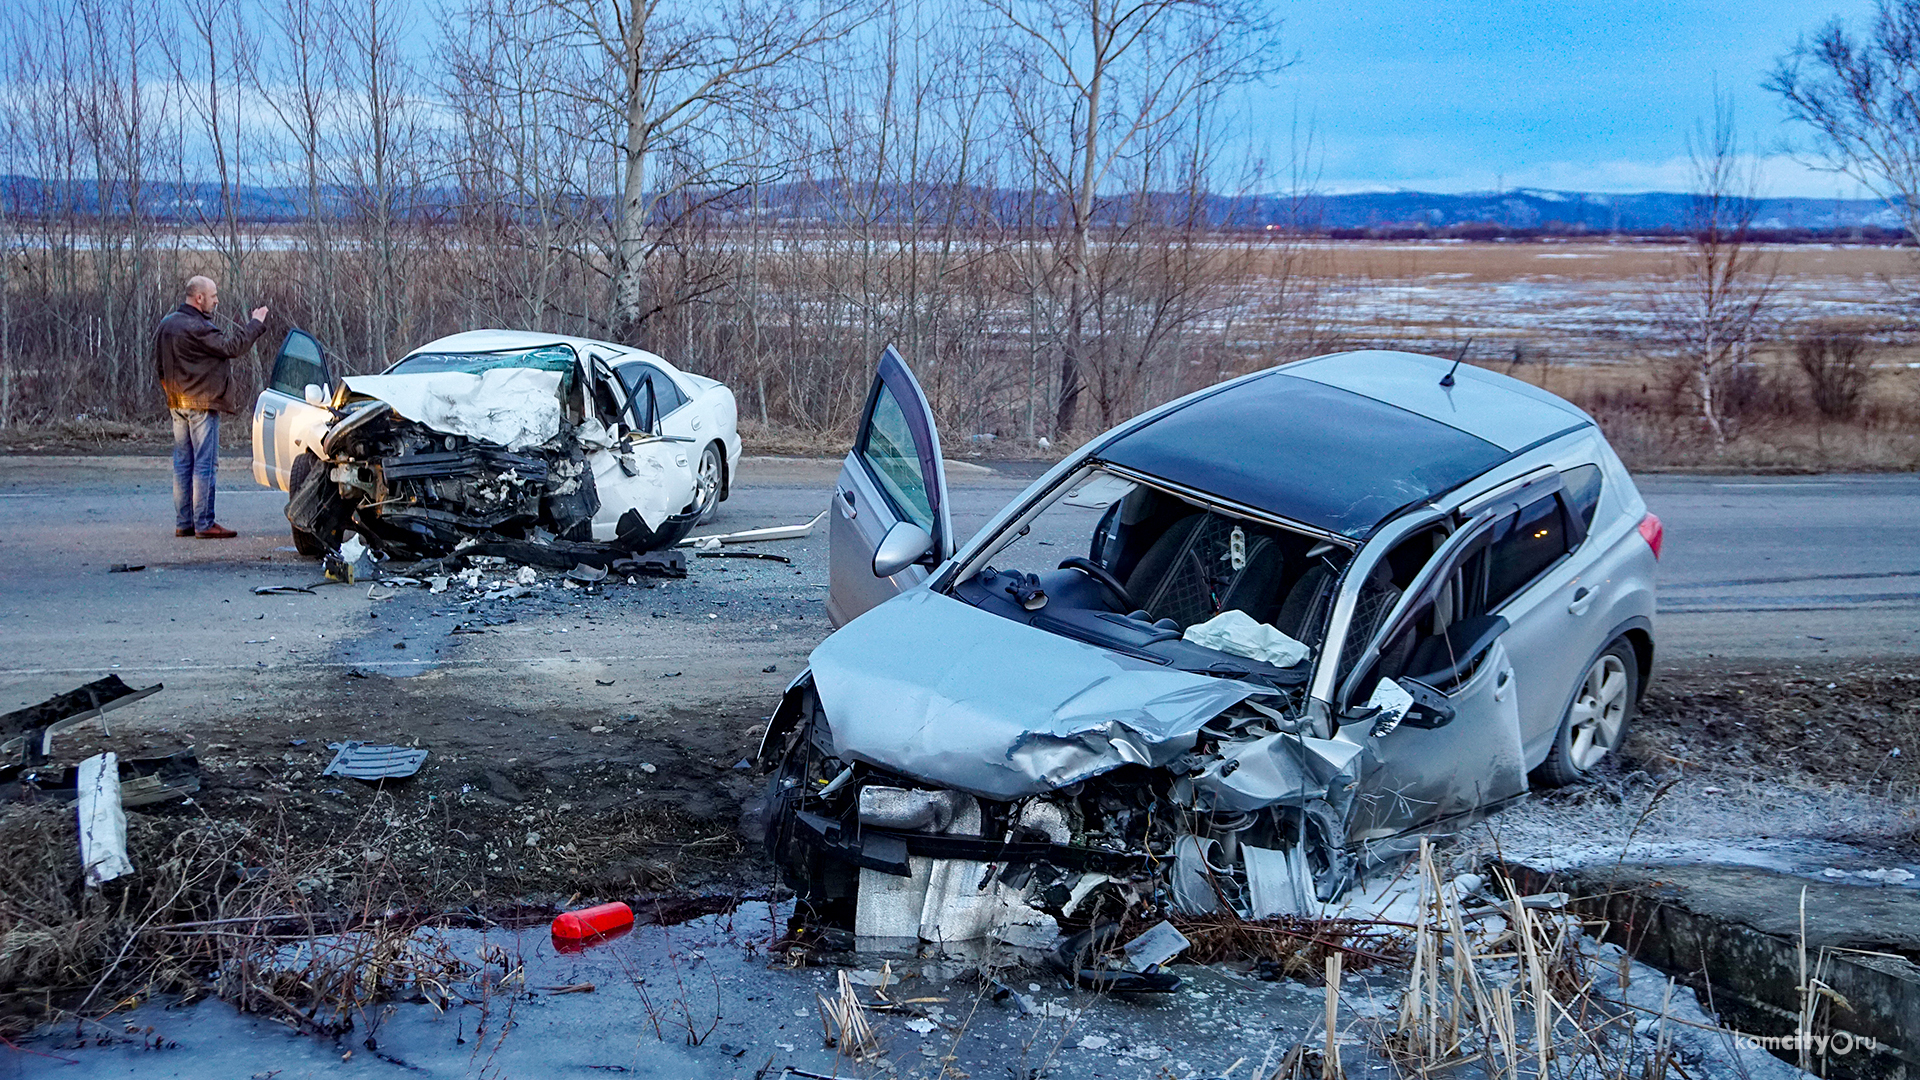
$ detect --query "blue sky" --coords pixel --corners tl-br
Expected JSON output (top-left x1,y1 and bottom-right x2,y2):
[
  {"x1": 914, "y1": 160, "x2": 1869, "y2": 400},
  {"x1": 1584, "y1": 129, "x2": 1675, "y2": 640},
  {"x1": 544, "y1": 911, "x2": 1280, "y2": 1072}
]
[{"x1": 1257, "y1": 0, "x2": 1880, "y2": 197}]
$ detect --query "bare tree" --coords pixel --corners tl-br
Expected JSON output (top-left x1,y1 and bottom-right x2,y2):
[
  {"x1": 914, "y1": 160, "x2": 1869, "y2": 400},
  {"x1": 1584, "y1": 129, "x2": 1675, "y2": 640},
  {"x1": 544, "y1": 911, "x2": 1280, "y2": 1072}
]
[
  {"x1": 1769, "y1": 1, "x2": 1920, "y2": 244},
  {"x1": 987, "y1": 0, "x2": 1284, "y2": 435},
  {"x1": 548, "y1": 0, "x2": 873, "y2": 341},
  {"x1": 1648, "y1": 97, "x2": 1777, "y2": 448}
]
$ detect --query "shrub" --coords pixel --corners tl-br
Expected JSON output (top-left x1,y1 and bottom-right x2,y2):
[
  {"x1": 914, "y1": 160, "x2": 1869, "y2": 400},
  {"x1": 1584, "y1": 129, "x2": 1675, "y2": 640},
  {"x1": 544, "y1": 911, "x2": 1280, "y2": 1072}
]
[{"x1": 1795, "y1": 331, "x2": 1874, "y2": 420}]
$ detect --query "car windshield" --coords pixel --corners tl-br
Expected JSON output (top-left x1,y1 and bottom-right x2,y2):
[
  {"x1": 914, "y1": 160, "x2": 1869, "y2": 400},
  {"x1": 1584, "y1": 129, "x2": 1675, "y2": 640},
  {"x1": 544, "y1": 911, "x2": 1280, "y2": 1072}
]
[
  {"x1": 947, "y1": 466, "x2": 1351, "y2": 687},
  {"x1": 388, "y1": 344, "x2": 576, "y2": 377}
]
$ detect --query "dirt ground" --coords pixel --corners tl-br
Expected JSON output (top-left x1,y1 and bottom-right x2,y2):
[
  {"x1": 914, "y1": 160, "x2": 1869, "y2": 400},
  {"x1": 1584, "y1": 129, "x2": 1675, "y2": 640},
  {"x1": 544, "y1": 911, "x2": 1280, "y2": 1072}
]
[
  {"x1": 1624, "y1": 658, "x2": 1920, "y2": 800},
  {"x1": 22, "y1": 653, "x2": 1917, "y2": 926}
]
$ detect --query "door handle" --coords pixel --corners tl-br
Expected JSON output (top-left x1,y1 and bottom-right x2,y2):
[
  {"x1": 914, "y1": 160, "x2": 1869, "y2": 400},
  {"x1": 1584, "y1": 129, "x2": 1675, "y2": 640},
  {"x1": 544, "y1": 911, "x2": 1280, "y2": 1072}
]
[
  {"x1": 1568, "y1": 586, "x2": 1594, "y2": 616},
  {"x1": 1493, "y1": 667, "x2": 1514, "y2": 702},
  {"x1": 838, "y1": 488, "x2": 857, "y2": 519}
]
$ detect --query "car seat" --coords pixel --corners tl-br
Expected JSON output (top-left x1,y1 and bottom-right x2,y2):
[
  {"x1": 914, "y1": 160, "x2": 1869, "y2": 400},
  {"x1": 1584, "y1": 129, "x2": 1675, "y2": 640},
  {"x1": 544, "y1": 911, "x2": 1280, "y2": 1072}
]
[{"x1": 1121, "y1": 513, "x2": 1287, "y2": 630}]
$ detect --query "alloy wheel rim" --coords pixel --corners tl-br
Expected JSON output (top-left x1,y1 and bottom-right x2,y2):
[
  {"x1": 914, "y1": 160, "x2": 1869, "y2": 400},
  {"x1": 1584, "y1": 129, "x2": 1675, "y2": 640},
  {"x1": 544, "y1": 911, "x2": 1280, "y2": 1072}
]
[
  {"x1": 694, "y1": 448, "x2": 720, "y2": 512},
  {"x1": 1566, "y1": 654, "x2": 1629, "y2": 771}
]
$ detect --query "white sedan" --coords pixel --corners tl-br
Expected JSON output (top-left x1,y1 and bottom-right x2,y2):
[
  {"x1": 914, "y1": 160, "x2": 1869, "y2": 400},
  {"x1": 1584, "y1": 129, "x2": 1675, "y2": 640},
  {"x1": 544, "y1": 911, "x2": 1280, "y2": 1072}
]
[{"x1": 251, "y1": 329, "x2": 741, "y2": 559}]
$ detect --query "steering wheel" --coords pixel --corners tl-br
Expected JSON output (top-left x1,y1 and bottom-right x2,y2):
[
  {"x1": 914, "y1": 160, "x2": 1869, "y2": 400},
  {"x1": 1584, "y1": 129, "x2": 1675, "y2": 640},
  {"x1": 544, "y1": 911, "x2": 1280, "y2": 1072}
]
[{"x1": 1058, "y1": 556, "x2": 1135, "y2": 612}]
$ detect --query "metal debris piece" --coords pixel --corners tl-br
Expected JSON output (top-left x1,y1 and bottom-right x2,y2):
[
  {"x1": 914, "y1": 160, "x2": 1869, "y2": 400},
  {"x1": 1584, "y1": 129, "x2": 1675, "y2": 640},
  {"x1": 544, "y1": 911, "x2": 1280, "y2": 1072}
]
[
  {"x1": 0, "y1": 748, "x2": 201, "y2": 807},
  {"x1": 253, "y1": 584, "x2": 316, "y2": 595},
  {"x1": 695, "y1": 550, "x2": 793, "y2": 564},
  {"x1": 0, "y1": 676, "x2": 163, "y2": 766},
  {"x1": 565, "y1": 563, "x2": 609, "y2": 583},
  {"x1": 1120, "y1": 920, "x2": 1190, "y2": 972},
  {"x1": 322, "y1": 741, "x2": 428, "y2": 781},
  {"x1": 676, "y1": 510, "x2": 825, "y2": 548},
  {"x1": 107, "y1": 563, "x2": 145, "y2": 573},
  {"x1": 77, "y1": 753, "x2": 133, "y2": 886}
]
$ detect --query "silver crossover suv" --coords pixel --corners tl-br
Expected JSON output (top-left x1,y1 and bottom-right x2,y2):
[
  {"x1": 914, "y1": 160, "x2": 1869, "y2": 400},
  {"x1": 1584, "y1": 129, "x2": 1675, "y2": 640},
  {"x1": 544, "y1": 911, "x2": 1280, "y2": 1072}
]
[{"x1": 761, "y1": 348, "x2": 1662, "y2": 939}]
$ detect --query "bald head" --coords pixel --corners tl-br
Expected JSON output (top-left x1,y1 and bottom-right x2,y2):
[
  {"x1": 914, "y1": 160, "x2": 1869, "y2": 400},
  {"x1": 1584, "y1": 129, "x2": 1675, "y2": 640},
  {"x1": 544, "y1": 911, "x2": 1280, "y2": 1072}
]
[{"x1": 185, "y1": 276, "x2": 218, "y2": 314}]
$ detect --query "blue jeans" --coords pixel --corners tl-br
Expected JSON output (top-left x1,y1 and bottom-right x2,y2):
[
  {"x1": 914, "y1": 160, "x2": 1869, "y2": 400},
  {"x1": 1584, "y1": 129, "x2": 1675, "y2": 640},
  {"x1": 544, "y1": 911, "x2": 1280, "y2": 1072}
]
[{"x1": 171, "y1": 408, "x2": 219, "y2": 532}]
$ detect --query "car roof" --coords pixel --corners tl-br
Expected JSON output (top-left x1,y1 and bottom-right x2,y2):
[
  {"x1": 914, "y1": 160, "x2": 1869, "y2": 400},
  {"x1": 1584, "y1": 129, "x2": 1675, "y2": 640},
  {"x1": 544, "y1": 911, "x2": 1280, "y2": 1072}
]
[
  {"x1": 1281, "y1": 350, "x2": 1592, "y2": 452},
  {"x1": 1096, "y1": 352, "x2": 1592, "y2": 539}
]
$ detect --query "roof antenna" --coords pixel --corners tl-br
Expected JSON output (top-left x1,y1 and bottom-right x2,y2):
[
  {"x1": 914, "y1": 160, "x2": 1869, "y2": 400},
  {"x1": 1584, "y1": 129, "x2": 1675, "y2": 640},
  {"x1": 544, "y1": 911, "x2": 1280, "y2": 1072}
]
[{"x1": 1439, "y1": 337, "x2": 1473, "y2": 388}]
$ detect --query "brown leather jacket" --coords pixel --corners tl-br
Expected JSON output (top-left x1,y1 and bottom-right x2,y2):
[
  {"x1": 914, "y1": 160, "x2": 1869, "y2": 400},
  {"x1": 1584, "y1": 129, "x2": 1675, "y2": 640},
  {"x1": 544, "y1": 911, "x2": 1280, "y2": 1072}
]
[{"x1": 154, "y1": 303, "x2": 267, "y2": 413}]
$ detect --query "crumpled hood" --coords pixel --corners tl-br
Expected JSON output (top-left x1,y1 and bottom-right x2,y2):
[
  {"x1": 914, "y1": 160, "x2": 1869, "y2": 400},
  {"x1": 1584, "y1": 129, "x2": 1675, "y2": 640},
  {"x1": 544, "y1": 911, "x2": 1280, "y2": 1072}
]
[
  {"x1": 808, "y1": 590, "x2": 1263, "y2": 800},
  {"x1": 341, "y1": 368, "x2": 564, "y2": 451}
]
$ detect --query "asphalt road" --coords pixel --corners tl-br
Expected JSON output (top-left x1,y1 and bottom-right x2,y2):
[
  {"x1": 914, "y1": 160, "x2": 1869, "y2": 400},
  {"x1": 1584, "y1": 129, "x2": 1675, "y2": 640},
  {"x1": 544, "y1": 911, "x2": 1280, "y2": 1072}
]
[{"x1": 0, "y1": 457, "x2": 1913, "y2": 717}]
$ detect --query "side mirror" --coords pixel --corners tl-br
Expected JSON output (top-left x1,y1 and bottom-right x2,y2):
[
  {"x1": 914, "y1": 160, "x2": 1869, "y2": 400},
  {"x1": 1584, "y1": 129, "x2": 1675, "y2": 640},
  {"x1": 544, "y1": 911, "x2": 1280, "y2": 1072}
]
[
  {"x1": 873, "y1": 521, "x2": 934, "y2": 578},
  {"x1": 303, "y1": 383, "x2": 327, "y2": 407}
]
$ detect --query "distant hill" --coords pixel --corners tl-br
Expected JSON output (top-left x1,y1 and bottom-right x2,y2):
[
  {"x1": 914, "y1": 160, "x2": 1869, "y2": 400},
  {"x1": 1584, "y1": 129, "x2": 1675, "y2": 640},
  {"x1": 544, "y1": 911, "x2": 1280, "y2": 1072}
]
[
  {"x1": 0, "y1": 175, "x2": 1902, "y2": 239},
  {"x1": 1281, "y1": 188, "x2": 1903, "y2": 236}
]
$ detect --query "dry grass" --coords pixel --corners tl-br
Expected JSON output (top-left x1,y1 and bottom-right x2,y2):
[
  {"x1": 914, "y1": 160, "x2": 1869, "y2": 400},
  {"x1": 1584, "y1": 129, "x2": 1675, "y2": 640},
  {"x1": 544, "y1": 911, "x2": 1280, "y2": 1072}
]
[{"x1": 0, "y1": 793, "x2": 508, "y2": 1037}]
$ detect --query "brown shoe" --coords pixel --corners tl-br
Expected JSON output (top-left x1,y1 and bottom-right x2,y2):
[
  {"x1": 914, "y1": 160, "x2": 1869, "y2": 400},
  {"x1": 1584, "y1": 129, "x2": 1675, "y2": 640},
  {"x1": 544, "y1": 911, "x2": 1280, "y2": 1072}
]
[
  {"x1": 196, "y1": 523, "x2": 237, "y2": 539},
  {"x1": 176, "y1": 527, "x2": 195, "y2": 537}
]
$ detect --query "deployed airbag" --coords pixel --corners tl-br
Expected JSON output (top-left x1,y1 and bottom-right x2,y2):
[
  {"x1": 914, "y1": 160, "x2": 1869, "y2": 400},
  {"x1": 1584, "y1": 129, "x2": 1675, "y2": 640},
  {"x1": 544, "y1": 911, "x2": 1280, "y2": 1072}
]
[{"x1": 342, "y1": 368, "x2": 564, "y2": 451}]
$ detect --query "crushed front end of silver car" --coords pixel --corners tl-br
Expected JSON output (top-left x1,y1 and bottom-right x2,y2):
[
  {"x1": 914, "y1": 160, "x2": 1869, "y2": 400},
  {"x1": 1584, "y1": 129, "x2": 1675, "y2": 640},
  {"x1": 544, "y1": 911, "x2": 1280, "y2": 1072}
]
[{"x1": 757, "y1": 591, "x2": 1405, "y2": 971}]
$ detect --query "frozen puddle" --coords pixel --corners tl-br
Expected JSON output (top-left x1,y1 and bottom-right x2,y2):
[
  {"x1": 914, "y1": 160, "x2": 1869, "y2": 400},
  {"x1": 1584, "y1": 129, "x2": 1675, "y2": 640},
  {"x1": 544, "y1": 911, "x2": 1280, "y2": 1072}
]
[{"x1": 13, "y1": 903, "x2": 1350, "y2": 1079}]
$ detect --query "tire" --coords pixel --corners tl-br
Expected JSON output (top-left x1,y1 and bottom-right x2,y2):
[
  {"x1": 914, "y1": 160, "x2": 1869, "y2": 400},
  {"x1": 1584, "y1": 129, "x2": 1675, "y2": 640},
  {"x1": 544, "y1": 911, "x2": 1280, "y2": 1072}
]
[
  {"x1": 286, "y1": 452, "x2": 330, "y2": 559},
  {"x1": 1534, "y1": 638, "x2": 1639, "y2": 788},
  {"x1": 691, "y1": 442, "x2": 724, "y2": 525},
  {"x1": 291, "y1": 526, "x2": 327, "y2": 559}
]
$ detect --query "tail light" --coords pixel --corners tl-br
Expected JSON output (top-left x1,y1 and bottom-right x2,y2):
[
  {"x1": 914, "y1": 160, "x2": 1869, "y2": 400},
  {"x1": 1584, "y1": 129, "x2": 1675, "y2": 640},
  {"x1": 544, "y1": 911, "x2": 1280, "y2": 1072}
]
[{"x1": 1637, "y1": 512, "x2": 1664, "y2": 560}]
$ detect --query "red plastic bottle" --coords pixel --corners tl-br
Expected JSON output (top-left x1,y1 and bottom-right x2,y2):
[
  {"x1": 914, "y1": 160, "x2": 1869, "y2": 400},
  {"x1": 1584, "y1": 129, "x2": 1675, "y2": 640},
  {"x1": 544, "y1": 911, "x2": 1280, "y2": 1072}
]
[{"x1": 552, "y1": 901, "x2": 634, "y2": 941}]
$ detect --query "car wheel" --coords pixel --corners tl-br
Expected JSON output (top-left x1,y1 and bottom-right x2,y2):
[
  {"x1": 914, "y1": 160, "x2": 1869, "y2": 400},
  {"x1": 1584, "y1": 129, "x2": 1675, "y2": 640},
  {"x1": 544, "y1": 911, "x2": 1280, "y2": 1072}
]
[
  {"x1": 691, "y1": 443, "x2": 723, "y2": 525},
  {"x1": 1535, "y1": 639, "x2": 1638, "y2": 788},
  {"x1": 286, "y1": 452, "x2": 329, "y2": 558},
  {"x1": 291, "y1": 526, "x2": 327, "y2": 558}
]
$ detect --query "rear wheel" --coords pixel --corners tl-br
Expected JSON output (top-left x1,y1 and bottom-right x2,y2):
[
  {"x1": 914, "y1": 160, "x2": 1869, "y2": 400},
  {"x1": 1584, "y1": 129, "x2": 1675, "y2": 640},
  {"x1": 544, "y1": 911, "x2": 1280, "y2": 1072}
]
[
  {"x1": 1534, "y1": 639, "x2": 1638, "y2": 787},
  {"x1": 691, "y1": 443, "x2": 724, "y2": 525}
]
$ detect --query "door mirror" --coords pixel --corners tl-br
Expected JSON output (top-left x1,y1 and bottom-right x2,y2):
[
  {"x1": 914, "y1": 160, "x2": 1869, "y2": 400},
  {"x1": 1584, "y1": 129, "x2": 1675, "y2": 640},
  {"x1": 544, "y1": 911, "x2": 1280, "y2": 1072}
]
[
  {"x1": 873, "y1": 520, "x2": 934, "y2": 578},
  {"x1": 303, "y1": 383, "x2": 327, "y2": 407}
]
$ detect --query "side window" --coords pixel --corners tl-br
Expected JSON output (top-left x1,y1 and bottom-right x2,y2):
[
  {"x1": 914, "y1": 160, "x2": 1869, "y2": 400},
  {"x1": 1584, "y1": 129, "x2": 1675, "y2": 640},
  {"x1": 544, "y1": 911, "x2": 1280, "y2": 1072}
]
[
  {"x1": 270, "y1": 331, "x2": 327, "y2": 396},
  {"x1": 860, "y1": 384, "x2": 934, "y2": 531},
  {"x1": 649, "y1": 369, "x2": 689, "y2": 416},
  {"x1": 614, "y1": 364, "x2": 656, "y2": 431},
  {"x1": 1561, "y1": 464, "x2": 1604, "y2": 534},
  {"x1": 1484, "y1": 494, "x2": 1569, "y2": 610}
]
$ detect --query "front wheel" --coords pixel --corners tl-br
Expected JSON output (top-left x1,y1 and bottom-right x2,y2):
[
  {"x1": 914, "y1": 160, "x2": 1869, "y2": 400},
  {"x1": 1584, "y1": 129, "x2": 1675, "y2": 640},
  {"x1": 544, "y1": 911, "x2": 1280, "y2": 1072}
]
[
  {"x1": 291, "y1": 526, "x2": 327, "y2": 558},
  {"x1": 1534, "y1": 639, "x2": 1638, "y2": 788}
]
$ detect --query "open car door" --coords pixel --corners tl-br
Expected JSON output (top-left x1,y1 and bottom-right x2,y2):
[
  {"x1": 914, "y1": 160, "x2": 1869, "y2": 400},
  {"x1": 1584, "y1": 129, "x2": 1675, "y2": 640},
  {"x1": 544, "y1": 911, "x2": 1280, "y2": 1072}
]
[
  {"x1": 827, "y1": 346, "x2": 953, "y2": 627},
  {"x1": 252, "y1": 329, "x2": 334, "y2": 491},
  {"x1": 1339, "y1": 512, "x2": 1527, "y2": 844},
  {"x1": 583, "y1": 352, "x2": 700, "y2": 549}
]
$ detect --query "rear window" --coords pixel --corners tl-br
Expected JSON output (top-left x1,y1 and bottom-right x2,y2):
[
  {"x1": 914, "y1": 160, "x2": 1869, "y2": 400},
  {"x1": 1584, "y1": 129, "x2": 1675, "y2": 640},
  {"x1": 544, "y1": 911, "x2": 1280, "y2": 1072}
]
[
  {"x1": 389, "y1": 345, "x2": 575, "y2": 377},
  {"x1": 1561, "y1": 463, "x2": 1604, "y2": 531}
]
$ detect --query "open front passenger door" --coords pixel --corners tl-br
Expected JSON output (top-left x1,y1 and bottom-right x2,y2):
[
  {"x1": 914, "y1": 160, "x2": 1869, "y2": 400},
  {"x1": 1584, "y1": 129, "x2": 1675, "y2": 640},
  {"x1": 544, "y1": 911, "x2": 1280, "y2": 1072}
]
[
  {"x1": 252, "y1": 329, "x2": 334, "y2": 491},
  {"x1": 827, "y1": 346, "x2": 953, "y2": 627}
]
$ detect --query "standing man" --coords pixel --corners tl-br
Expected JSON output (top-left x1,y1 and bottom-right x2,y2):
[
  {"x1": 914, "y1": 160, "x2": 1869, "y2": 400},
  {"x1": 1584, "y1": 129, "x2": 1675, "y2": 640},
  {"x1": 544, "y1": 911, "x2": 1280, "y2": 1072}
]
[{"x1": 154, "y1": 275, "x2": 268, "y2": 538}]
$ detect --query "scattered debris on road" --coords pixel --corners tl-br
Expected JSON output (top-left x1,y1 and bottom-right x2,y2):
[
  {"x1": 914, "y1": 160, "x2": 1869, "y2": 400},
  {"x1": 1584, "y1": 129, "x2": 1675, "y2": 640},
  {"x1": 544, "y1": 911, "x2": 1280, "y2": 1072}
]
[
  {"x1": 76, "y1": 752, "x2": 133, "y2": 886},
  {"x1": 1, "y1": 675, "x2": 163, "y2": 766},
  {"x1": 107, "y1": 563, "x2": 144, "y2": 573},
  {"x1": 678, "y1": 510, "x2": 825, "y2": 549},
  {"x1": 321, "y1": 741, "x2": 428, "y2": 781},
  {"x1": 696, "y1": 550, "x2": 793, "y2": 564}
]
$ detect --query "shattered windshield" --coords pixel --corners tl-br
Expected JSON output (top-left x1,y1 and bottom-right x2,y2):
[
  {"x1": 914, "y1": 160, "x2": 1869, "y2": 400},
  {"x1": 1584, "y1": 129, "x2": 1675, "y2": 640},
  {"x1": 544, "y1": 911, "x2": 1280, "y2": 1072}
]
[
  {"x1": 949, "y1": 466, "x2": 1350, "y2": 686},
  {"x1": 388, "y1": 345, "x2": 577, "y2": 378}
]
